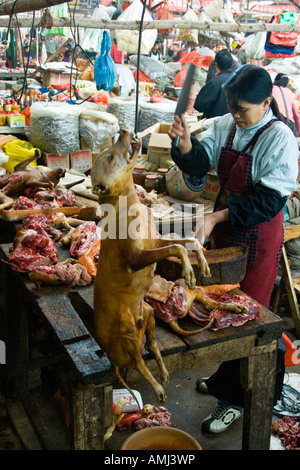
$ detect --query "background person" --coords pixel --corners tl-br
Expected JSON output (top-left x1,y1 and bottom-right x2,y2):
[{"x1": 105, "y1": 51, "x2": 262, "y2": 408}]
[
  {"x1": 149, "y1": 41, "x2": 162, "y2": 61},
  {"x1": 205, "y1": 47, "x2": 239, "y2": 83},
  {"x1": 168, "y1": 64, "x2": 298, "y2": 435},
  {"x1": 272, "y1": 73, "x2": 300, "y2": 136},
  {"x1": 194, "y1": 49, "x2": 235, "y2": 118}
]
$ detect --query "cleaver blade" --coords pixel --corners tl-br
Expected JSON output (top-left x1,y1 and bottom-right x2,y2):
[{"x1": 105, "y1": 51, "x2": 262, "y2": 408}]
[{"x1": 174, "y1": 63, "x2": 196, "y2": 147}]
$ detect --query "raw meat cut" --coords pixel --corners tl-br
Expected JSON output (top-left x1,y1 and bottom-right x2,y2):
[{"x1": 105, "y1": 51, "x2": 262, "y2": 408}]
[
  {"x1": 9, "y1": 229, "x2": 58, "y2": 273},
  {"x1": 23, "y1": 213, "x2": 63, "y2": 241},
  {"x1": 272, "y1": 416, "x2": 300, "y2": 450},
  {"x1": 69, "y1": 221, "x2": 101, "y2": 258},
  {"x1": 145, "y1": 284, "x2": 189, "y2": 323}
]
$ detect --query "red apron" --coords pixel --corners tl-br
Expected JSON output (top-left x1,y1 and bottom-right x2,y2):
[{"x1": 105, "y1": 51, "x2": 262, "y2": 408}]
[{"x1": 211, "y1": 119, "x2": 284, "y2": 307}]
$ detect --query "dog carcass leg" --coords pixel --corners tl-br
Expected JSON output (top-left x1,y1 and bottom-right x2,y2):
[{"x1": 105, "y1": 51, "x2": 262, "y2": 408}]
[
  {"x1": 157, "y1": 237, "x2": 210, "y2": 277},
  {"x1": 129, "y1": 244, "x2": 197, "y2": 289},
  {"x1": 144, "y1": 303, "x2": 169, "y2": 387},
  {"x1": 191, "y1": 287, "x2": 250, "y2": 315}
]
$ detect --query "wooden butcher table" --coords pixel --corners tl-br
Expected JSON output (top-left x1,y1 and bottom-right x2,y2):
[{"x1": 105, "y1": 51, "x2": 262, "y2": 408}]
[{"x1": 0, "y1": 242, "x2": 283, "y2": 451}]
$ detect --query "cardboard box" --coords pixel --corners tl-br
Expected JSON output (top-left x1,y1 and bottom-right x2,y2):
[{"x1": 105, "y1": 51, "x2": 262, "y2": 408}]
[
  {"x1": 42, "y1": 152, "x2": 70, "y2": 170},
  {"x1": 139, "y1": 121, "x2": 207, "y2": 170},
  {"x1": 0, "y1": 134, "x2": 17, "y2": 151},
  {"x1": 7, "y1": 115, "x2": 26, "y2": 128},
  {"x1": 70, "y1": 149, "x2": 92, "y2": 172},
  {"x1": 200, "y1": 172, "x2": 220, "y2": 201},
  {"x1": 139, "y1": 123, "x2": 173, "y2": 169},
  {"x1": 42, "y1": 70, "x2": 72, "y2": 88}
]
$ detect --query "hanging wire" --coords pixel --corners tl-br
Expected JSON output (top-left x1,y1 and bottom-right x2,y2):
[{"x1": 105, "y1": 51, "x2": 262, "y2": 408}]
[
  {"x1": 4, "y1": 0, "x2": 36, "y2": 104},
  {"x1": 134, "y1": 0, "x2": 147, "y2": 136}
]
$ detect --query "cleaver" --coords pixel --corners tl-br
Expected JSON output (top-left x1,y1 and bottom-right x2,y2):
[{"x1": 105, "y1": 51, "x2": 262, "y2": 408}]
[{"x1": 173, "y1": 63, "x2": 196, "y2": 147}]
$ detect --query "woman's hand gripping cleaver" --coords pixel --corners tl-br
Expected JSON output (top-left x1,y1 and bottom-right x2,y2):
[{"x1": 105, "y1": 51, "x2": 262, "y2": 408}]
[{"x1": 173, "y1": 63, "x2": 196, "y2": 147}]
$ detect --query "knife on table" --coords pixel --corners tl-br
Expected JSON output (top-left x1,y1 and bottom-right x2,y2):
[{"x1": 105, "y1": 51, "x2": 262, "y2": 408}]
[{"x1": 173, "y1": 63, "x2": 196, "y2": 147}]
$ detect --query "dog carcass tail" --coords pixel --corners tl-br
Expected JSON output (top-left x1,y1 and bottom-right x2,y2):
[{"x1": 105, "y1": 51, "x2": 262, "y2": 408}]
[
  {"x1": 115, "y1": 366, "x2": 142, "y2": 411},
  {"x1": 168, "y1": 310, "x2": 216, "y2": 336}
]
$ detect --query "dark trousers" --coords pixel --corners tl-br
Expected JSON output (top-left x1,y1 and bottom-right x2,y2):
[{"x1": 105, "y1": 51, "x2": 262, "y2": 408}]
[{"x1": 205, "y1": 337, "x2": 286, "y2": 407}]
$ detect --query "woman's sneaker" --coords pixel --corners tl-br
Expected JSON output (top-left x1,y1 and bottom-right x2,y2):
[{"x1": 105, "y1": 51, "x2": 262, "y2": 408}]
[
  {"x1": 196, "y1": 377, "x2": 209, "y2": 393},
  {"x1": 202, "y1": 405, "x2": 243, "y2": 434}
]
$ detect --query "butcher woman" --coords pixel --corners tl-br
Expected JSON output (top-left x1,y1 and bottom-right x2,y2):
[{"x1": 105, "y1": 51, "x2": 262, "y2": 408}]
[{"x1": 168, "y1": 64, "x2": 299, "y2": 434}]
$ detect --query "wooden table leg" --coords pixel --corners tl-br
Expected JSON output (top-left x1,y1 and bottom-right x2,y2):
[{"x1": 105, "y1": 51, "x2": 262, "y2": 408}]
[
  {"x1": 240, "y1": 341, "x2": 278, "y2": 450},
  {"x1": 69, "y1": 381, "x2": 113, "y2": 450}
]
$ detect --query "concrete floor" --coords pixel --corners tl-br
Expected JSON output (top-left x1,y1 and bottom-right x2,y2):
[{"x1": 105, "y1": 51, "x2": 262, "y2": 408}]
[{"x1": 0, "y1": 308, "x2": 299, "y2": 451}]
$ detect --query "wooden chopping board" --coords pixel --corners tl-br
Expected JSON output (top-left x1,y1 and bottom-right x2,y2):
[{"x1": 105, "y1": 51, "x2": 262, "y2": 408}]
[
  {"x1": 0, "y1": 204, "x2": 98, "y2": 222},
  {"x1": 156, "y1": 245, "x2": 249, "y2": 286}
]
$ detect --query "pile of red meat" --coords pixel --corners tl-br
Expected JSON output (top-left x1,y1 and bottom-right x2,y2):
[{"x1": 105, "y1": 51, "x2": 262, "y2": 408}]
[
  {"x1": 116, "y1": 405, "x2": 172, "y2": 432},
  {"x1": 272, "y1": 416, "x2": 300, "y2": 450},
  {"x1": 8, "y1": 215, "x2": 101, "y2": 287}
]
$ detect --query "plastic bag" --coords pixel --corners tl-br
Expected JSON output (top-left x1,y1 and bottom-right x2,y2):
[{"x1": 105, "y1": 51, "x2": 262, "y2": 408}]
[
  {"x1": 116, "y1": 0, "x2": 156, "y2": 54},
  {"x1": 94, "y1": 31, "x2": 116, "y2": 91},
  {"x1": 245, "y1": 32, "x2": 267, "y2": 60},
  {"x1": 129, "y1": 55, "x2": 173, "y2": 81},
  {"x1": 218, "y1": 5, "x2": 236, "y2": 24},
  {"x1": 198, "y1": 10, "x2": 222, "y2": 45},
  {"x1": 155, "y1": 2, "x2": 174, "y2": 34},
  {"x1": 174, "y1": 66, "x2": 188, "y2": 87},
  {"x1": 203, "y1": 0, "x2": 223, "y2": 21},
  {"x1": 80, "y1": 6, "x2": 110, "y2": 53},
  {"x1": 177, "y1": 8, "x2": 198, "y2": 45},
  {"x1": 3, "y1": 140, "x2": 40, "y2": 173}
]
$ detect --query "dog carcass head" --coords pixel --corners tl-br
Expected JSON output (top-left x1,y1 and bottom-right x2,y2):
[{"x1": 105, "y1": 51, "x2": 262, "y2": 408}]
[{"x1": 91, "y1": 129, "x2": 141, "y2": 199}]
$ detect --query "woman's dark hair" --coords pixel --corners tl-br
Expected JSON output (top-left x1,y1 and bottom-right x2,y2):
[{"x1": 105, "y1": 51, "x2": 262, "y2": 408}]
[
  {"x1": 223, "y1": 64, "x2": 283, "y2": 120},
  {"x1": 273, "y1": 73, "x2": 289, "y2": 87}
]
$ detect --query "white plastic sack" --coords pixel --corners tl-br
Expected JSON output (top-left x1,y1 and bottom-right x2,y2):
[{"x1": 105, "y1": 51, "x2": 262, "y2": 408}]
[
  {"x1": 114, "y1": 64, "x2": 135, "y2": 96},
  {"x1": 177, "y1": 8, "x2": 198, "y2": 45},
  {"x1": 79, "y1": 102, "x2": 119, "y2": 150},
  {"x1": 198, "y1": 10, "x2": 223, "y2": 43},
  {"x1": 244, "y1": 32, "x2": 266, "y2": 60},
  {"x1": 107, "y1": 97, "x2": 139, "y2": 134},
  {"x1": 219, "y1": 6, "x2": 236, "y2": 24},
  {"x1": 203, "y1": 0, "x2": 223, "y2": 21},
  {"x1": 81, "y1": 6, "x2": 111, "y2": 52},
  {"x1": 116, "y1": 0, "x2": 156, "y2": 55},
  {"x1": 30, "y1": 102, "x2": 81, "y2": 155}
]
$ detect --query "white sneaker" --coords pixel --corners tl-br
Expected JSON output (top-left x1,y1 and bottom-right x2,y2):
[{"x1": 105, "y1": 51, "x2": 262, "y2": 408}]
[{"x1": 202, "y1": 405, "x2": 243, "y2": 434}]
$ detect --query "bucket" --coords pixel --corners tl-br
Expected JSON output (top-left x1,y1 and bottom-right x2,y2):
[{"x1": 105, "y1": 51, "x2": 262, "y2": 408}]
[{"x1": 121, "y1": 426, "x2": 202, "y2": 451}]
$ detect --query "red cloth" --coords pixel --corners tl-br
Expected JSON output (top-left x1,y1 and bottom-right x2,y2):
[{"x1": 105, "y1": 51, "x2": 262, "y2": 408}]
[{"x1": 110, "y1": 44, "x2": 122, "y2": 64}]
